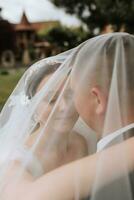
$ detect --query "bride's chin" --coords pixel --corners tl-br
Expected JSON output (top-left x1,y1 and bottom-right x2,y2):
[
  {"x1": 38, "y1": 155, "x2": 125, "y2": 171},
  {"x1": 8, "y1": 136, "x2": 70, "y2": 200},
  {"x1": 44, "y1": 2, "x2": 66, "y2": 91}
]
[{"x1": 53, "y1": 124, "x2": 73, "y2": 133}]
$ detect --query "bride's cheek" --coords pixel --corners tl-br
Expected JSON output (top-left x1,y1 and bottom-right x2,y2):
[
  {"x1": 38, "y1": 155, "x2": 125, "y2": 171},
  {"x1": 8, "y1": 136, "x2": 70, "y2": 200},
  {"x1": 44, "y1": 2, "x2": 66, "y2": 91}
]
[{"x1": 39, "y1": 104, "x2": 53, "y2": 122}]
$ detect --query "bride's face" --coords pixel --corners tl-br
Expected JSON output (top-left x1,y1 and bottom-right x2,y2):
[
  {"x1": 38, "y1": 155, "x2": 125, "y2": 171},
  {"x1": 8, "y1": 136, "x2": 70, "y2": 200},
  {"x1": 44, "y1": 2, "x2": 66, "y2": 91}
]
[
  {"x1": 35, "y1": 74, "x2": 78, "y2": 132},
  {"x1": 35, "y1": 74, "x2": 53, "y2": 123}
]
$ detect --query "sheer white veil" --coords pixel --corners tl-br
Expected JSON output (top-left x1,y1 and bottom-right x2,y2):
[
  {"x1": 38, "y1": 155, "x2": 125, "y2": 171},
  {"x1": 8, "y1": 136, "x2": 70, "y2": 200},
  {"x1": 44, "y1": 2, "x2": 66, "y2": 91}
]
[
  {"x1": 0, "y1": 32, "x2": 134, "y2": 199},
  {"x1": 71, "y1": 32, "x2": 134, "y2": 200}
]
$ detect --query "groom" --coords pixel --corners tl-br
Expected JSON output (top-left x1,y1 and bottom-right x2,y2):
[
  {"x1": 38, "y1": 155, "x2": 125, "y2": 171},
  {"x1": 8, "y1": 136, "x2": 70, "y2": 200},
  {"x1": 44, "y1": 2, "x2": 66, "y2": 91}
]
[{"x1": 71, "y1": 33, "x2": 134, "y2": 199}]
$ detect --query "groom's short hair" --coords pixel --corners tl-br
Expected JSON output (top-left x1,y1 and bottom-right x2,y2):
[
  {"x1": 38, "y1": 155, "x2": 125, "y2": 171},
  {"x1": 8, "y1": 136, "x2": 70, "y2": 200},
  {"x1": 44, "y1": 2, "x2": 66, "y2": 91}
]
[{"x1": 72, "y1": 34, "x2": 134, "y2": 105}]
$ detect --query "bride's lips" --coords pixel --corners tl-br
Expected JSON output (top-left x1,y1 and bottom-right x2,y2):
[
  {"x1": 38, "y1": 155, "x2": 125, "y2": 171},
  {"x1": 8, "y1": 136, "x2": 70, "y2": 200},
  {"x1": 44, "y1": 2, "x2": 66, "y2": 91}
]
[
  {"x1": 54, "y1": 116, "x2": 74, "y2": 120},
  {"x1": 53, "y1": 112, "x2": 77, "y2": 122},
  {"x1": 54, "y1": 113, "x2": 75, "y2": 120}
]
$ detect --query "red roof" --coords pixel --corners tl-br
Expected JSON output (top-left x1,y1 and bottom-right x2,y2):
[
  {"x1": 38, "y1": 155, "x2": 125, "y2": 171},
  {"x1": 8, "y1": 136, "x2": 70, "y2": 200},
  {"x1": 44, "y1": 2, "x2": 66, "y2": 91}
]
[
  {"x1": 15, "y1": 12, "x2": 34, "y2": 31},
  {"x1": 13, "y1": 11, "x2": 60, "y2": 32}
]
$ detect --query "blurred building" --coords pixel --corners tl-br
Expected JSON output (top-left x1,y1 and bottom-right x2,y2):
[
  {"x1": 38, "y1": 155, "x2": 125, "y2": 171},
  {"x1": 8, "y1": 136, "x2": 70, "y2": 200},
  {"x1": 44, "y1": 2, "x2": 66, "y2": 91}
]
[
  {"x1": 0, "y1": 8, "x2": 60, "y2": 68},
  {"x1": 0, "y1": 8, "x2": 17, "y2": 68}
]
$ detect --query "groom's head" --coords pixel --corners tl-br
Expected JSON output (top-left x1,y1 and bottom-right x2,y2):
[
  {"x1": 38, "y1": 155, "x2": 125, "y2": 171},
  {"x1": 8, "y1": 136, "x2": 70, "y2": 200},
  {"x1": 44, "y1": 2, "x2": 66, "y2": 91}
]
[{"x1": 71, "y1": 33, "x2": 134, "y2": 136}]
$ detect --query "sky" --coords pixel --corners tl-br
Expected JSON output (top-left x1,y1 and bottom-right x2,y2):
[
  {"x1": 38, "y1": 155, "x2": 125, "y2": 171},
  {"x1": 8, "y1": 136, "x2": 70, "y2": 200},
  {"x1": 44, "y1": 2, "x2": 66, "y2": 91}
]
[{"x1": 0, "y1": 0, "x2": 81, "y2": 26}]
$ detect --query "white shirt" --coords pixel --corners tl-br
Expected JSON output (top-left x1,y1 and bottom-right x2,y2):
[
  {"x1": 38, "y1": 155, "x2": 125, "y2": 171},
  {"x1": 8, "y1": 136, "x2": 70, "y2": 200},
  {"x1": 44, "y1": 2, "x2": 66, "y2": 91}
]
[{"x1": 97, "y1": 123, "x2": 134, "y2": 152}]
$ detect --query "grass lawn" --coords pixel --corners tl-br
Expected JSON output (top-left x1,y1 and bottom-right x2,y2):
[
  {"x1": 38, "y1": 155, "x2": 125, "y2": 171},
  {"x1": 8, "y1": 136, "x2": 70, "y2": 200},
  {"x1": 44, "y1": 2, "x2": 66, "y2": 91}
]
[{"x1": 0, "y1": 68, "x2": 26, "y2": 110}]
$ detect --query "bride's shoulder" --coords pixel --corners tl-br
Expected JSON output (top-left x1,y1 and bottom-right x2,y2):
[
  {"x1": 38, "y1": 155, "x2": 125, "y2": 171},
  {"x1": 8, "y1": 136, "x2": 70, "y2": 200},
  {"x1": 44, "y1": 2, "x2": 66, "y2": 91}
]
[{"x1": 68, "y1": 131, "x2": 88, "y2": 156}]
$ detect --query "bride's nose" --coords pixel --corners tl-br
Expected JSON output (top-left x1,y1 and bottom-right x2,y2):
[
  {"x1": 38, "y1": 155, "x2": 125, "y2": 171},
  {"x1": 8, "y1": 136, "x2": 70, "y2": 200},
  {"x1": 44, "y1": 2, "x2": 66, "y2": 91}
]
[{"x1": 58, "y1": 98, "x2": 67, "y2": 113}]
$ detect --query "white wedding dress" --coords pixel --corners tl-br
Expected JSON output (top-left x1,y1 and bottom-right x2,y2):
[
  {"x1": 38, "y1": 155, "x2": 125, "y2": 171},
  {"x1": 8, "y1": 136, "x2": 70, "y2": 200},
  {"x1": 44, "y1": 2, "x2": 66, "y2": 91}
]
[{"x1": 0, "y1": 145, "x2": 44, "y2": 178}]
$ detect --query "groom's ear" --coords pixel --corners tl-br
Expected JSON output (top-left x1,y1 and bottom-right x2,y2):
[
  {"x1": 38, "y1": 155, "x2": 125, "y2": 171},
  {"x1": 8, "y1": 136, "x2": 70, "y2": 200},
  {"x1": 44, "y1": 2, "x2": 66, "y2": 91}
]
[{"x1": 91, "y1": 86, "x2": 107, "y2": 115}]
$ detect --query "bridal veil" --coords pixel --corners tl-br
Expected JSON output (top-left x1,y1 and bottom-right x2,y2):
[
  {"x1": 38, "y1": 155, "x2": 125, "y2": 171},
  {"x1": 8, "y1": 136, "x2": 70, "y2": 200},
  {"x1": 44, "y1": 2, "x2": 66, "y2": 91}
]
[{"x1": 0, "y1": 32, "x2": 134, "y2": 199}]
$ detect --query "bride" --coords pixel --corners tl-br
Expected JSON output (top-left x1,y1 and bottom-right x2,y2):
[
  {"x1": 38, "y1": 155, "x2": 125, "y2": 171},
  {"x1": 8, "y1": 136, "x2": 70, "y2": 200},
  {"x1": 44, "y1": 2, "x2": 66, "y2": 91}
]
[
  {"x1": 25, "y1": 60, "x2": 88, "y2": 174},
  {"x1": 0, "y1": 32, "x2": 134, "y2": 200}
]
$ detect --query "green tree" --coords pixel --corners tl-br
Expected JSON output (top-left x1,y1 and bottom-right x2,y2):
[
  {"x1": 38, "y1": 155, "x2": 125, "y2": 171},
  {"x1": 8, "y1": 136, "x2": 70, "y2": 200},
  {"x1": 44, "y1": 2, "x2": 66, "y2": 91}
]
[
  {"x1": 50, "y1": 0, "x2": 134, "y2": 34},
  {"x1": 40, "y1": 25, "x2": 89, "y2": 51},
  {"x1": 96, "y1": 0, "x2": 134, "y2": 33}
]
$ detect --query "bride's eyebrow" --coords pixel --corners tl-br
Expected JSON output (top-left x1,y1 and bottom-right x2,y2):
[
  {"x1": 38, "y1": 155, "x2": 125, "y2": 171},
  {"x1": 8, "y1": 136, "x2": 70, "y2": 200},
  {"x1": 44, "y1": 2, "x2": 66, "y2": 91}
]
[
  {"x1": 42, "y1": 90, "x2": 60, "y2": 102},
  {"x1": 45, "y1": 91, "x2": 56, "y2": 99},
  {"x1": 41, "y1": 86, "x2": 73, "y2": 103}
]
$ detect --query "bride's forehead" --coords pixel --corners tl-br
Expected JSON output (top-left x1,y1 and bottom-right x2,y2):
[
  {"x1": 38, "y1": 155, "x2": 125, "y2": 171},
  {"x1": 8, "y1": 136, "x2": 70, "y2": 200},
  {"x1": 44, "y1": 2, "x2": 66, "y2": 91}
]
[{"x1": 36, "y1": 74, "x2": 52, "y2": 92}]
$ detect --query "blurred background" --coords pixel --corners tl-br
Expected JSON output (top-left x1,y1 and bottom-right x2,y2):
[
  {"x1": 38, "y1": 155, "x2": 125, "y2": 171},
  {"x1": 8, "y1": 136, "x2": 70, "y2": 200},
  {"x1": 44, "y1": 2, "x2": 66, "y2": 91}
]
[{"x1": 0, "y1": 0, "x2": 134, "y2": 110}]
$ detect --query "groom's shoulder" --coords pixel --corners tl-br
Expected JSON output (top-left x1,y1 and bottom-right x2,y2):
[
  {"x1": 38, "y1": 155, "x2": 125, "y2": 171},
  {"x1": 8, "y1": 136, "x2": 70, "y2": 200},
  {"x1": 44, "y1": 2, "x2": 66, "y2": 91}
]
[
  {"x1": 105, "y1": 126, "x2": 134, "y2": 149},
  {"x1": 123, "y1": 126, "x2": 134, "y2": 140},
  {"x1": 93, "y1": 126, "x2": 134, "y2": 200}
]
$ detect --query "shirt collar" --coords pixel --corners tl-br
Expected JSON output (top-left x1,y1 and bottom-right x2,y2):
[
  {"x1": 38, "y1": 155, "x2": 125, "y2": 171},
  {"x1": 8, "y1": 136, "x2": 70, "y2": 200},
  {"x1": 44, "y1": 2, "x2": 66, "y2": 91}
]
[{"x1": 97, "y1": 123, "x2": 134, "y2": 152}]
